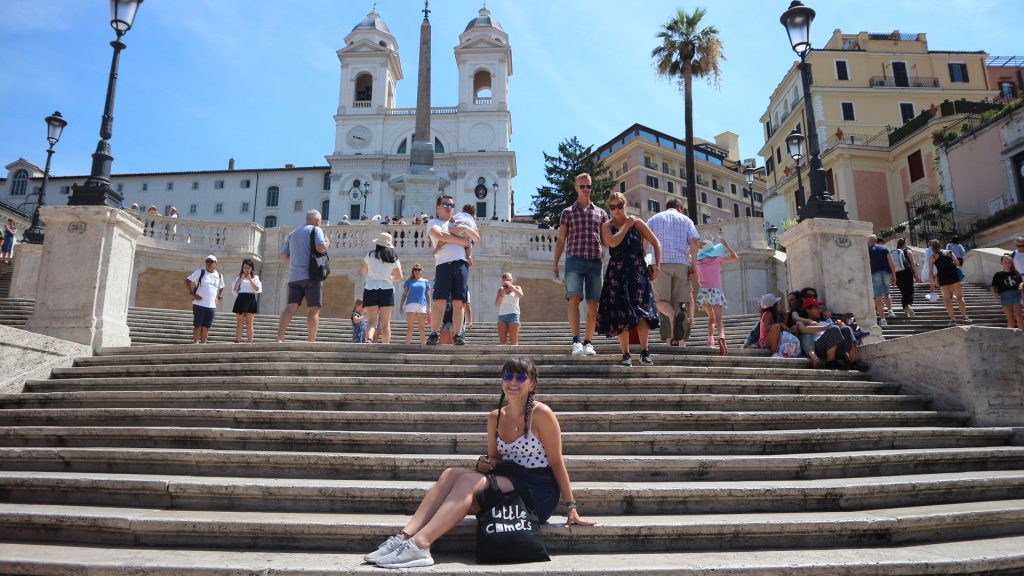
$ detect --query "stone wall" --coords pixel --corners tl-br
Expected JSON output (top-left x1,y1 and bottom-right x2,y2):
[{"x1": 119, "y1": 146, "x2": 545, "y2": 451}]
[
  {"x1": 0, "y1": 316, "x2": 92, "y2": 394},
  {"x1": 974, "y1": 216, "x2": 1024, "y2": 251},
  {"x1": 136, "y1": 269, "x2": 194, "y2": 311},
  {"x1": 517, "y1": 277, "x2": 566, "y2": 323},
  {"x1": 860, "y1": 326, "x2": 1024, "y2": 427}
]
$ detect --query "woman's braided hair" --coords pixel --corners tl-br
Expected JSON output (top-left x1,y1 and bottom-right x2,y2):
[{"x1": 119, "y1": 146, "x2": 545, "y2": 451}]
[{"x1": 495, "y1": 357, "x2": 539, "y2": 433}]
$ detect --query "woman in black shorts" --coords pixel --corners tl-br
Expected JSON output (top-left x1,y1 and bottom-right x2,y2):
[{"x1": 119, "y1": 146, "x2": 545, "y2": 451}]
[
  {"x1": 361, "y1": 232, "x2": 404, "y2": 343},
  {"x1": 929, "y1": 238, "x2": 971, "y2": 325}
]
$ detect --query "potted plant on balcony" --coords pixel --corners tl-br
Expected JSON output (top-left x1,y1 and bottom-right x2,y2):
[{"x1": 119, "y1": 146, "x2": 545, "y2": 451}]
[{"x1": 931, "y1": 129, "x2": 945, "y2": 146}]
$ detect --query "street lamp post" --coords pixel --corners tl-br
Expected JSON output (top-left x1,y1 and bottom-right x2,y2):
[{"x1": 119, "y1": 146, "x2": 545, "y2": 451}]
[
  {"x1": 786, "y1": 129, "x2": 807, "y2": 211},
  {"x1": 491, "y1": 181, "x2": 499, "y2": 220},
  {"x1": 743, "y1": 166, "x2": 756, "y2": 217},
  {"x1": 767, "y1": 224, "x2": 779, "y2": 249},
  {"x1": 69, "y1": 0, "x2": 143, "y2": 208},
  {"x1": 23, "y1": 112, "x2": 68, "y2": 244},
  {"x1": 780, "y1": 0, "x2": 847, "y2": 221},
  {"x1": 362, "y1": 181, "x2": 370, "y2": 219}
]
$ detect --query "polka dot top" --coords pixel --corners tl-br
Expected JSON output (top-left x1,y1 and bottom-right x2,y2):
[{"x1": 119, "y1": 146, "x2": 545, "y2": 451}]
[{"x1": 497, "y1": 428, "x2": 550, "y2": 469}]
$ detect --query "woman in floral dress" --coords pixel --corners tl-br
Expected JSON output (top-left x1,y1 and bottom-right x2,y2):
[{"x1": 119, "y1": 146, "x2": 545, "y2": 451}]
[{"x1": 595, "y1": 192, "x2": 663, "y2": 367}]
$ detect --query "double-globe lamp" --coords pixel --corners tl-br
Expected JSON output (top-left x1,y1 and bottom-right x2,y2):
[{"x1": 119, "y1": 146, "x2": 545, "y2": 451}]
[
  {"x1": 785, "y1": 128, "x2": 807, "y2": 211},
  {"x1": 69, "y1": 0, "x2": 143, "y2": 208},
  {"x1": 23, "y1": 112, "x2": 68, "y2": 244}
]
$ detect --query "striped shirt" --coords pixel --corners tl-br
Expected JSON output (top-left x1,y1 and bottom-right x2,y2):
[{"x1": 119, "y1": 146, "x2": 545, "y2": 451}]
[
  {"x1": 559, "y1": 201, "x2": 608, "y2": 260},
  {"x1": 646, "y1": 209, "x2": 701, "y2": 265}
]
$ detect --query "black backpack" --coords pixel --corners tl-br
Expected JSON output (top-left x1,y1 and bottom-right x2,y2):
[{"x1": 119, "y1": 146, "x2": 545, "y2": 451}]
[{"x1": 307, "y1": 227, "x2": 330, "y2": 281}]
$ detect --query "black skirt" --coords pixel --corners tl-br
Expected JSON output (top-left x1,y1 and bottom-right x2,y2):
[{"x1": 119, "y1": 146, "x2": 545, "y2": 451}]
[{"x1": 232, "y1": 292, "x2": 259, "y2": 314}]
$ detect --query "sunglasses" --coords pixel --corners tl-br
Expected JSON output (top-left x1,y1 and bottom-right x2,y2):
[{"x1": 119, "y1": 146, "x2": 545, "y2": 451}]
[
  {"x1": 608, "y1": 203, "x2": 624, "y2": 210},
  {"x1": 502, "y1": 372, "x2": 529, "y2": 383},
  {"x1": 578, "y1": 184, "x2": 593, "y2": 189},
  {"x1": 441, "y1": 202, "x2": 455, "y2": 208}
]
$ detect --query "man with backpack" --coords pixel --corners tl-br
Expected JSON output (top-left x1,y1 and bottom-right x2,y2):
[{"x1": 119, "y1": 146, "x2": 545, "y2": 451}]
[
  {"x1": 277, "y1": 209, "x2": 330, "y2": 342},
  {"x1": 184, "y1": 255, "x2": 226, "y2": 344}
]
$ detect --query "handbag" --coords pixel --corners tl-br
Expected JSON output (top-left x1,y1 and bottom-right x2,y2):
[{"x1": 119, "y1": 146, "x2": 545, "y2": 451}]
[
  {"x1": 475, "y1": 475, "x2": 550, "y2": 564},
  {"x1": 307, "y1": 227, "x2": 330, "y2": 281}
]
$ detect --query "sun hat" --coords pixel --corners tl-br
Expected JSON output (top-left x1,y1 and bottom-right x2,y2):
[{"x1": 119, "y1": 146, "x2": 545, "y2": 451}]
[
  {"x1": 758, "y1": 293, "x2": 781, "y2": 309},
  {"x1": 374, "y1": 232, "x2": 394, "y2": 249}
]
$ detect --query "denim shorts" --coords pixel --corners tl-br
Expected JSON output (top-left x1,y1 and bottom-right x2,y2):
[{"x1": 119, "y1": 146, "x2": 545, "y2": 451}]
[
  {"x1": 871, "y1": 271, "x2": 892, "y2": 298},
  {"x1": 497, "y1": 312, "x2": 521, "y2": 325},
  {"x1": 564, "y1": 256, "x2": 603, "y2": 302},
  {"x1": 999, "y1": 290, "x2": 1022, "y2": 306}
]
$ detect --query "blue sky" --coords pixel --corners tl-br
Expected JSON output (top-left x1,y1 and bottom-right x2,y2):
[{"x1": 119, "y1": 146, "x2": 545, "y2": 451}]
[{"x1": 1, "y1": 0, "x2": 1018, "y2": 214}]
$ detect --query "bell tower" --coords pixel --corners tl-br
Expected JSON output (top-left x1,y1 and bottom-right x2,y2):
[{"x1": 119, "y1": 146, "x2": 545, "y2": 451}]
[
  {"x1": 336, "y1": 10, "x2": 401, "y2": 120},
  {"x1": 456, "y1": 7, "x2": 512, "y2": 111}
]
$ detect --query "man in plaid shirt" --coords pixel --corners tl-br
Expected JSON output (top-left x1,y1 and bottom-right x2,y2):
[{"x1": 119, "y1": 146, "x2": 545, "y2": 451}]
[{"x1": 553, "y1": 173, "x2": 608, "y2": 356}]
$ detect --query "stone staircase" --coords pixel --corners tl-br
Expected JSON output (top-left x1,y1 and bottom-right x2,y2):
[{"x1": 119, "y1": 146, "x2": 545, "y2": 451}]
[
  {"x1": 0, "y1": 259, "x2": 12, "y2": 298},
  {"x1": 1, "y1": 308, "x2": 1024, "y2": 572}
]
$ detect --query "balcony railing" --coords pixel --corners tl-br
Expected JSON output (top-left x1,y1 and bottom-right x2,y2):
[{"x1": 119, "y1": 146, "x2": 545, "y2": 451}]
[
  {"x1": 384, "y1": 106, "x2": 459, "y2": 116},
  {"x1": 868, "y1": 76, "x2": 939, "y2": 88},
  {"x1": 662, "y1": 167, "x2": 676, "y2": 176},
  {"x1": 474, "y1": 98, "x2": 493, "y2": 105},
  {"x1": 135, "y1": 213, "x2": 263, "y2": 254},
  {"x1": 352, "y1": 101, "x2": 372, "y2": 108}
]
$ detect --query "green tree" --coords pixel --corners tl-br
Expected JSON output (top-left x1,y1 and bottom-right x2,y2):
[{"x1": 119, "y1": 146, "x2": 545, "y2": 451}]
[
  {"x1": 531, "y1": 136, "x2": 615, "y2": 224},
  {"x1": 652, "y1": 7, "x2": 725, "y2": 222}
]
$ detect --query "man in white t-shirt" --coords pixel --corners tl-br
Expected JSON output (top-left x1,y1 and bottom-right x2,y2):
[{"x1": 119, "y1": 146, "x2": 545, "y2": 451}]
[
  {"x1": 184, "y1": 255, "x2": 225, "y2": 344},
  {"x1": 425, "y1": 194, "x2": 479, "y2": 345}
]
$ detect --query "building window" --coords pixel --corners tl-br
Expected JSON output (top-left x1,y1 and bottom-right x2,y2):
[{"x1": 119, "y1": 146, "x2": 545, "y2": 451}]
[
  {"x1": 899, "y1": 102, "x2": 916, "y2": 124},
  {"x1": 293, "y1": 199, "x2": 303, "y2": 212},
  {"x1": 164, "y1": 205, "x2": 172, "y2": 215},
  {"x1": 645, "y1": 175, "x2": 659, "y2": 189},
  {"x1": 214, "y1": 180, "x2": 224, "y2": 189},
  {"x1": 835, "y1": 60, "x2": 849, "y2": 81},
  {"x1": 241, "y1": 179, "x2": 251, "y2": 189},
  {"x1": 476, "y1": 201, "x2": 487, "y2": 218},
  {"x1": 716, "y1": 197, "x2": 723, "y2": 209},
  {"x1": 619, "y1": 181, "x2": 626, "y2": 193},
  {"x1": 266, "y1": 186, "x2": 279, "y2": 207},
  {"x1": 189, "y1": 204, "x2": 197, "y2": 214},
  {"x1": 765, "y1": 157, "x2": 774, "y2": 176},
  {"x1": 192, "y1": 181, "x2": 199, "y2": 190},
  {"x1": 701, "y1": 192, "x2": 708, "y2": 204},
  {"x1": 841, "y1": 102, "x2": 856, "y2": 121},
  {"x1": 434, "y1": 137, "x2": 445, "y2": 153},
  {"x1": 10, "y1": 170, "x2": 29, "y2": 196},
  {"x1": 142, "y1": 183, "x2": 148, "y2": 191},
  {"x1": 907, "y1": 150, "x2": 925, "y2": 182},
  {"x1": 166, "y1": 181, "x2": 174, "y2": 191},
  {"x1": 241, "y1": 202, "x2": 250, "y2": 213},
  {"x1": 323, "y1": 173, "x2": 331, "y2": 191},
  {"x1": 647, "y1": 199, "x2": 660, "y2": 213},
  {"x1": 60, "y1": 185, "x2": 71, "y2": 195},
  {"x1": 116, "y1": 183, "x2": 123, "y2": 192},
  {"x1": 745, "y1": 206, "x2": 752, "y2": 216},
  {"x1": 296, "y1": 177, "x2": 304, "y2": 187},
  {"x1": 948, "y1": 62, "x2": 969, "y2": 83},
  {"x1": 264, "y1": 215, "x2": 277, "y2": 228},
  {"x1": 214, "y1": 202, "x2": 224, "y2": 214},
  {"x1": 776, "y1": 147, "x2": 782, "y2": 164},
  {"x1": 667, "y1": 181, "x2": 674, "y2": 194},
  {"x1": 730, "y1": 183, "x2": 737, "y2": 195},
  {"x1": 321, "y1": 199, "x2": 330, "y2": 221},
  {"x1": 621, "y1": 161, "x2": 628, "y2": 172},
  {"x1": 396, "y1": 138, "x2": 407, "y2": 154},
  {"x1": 733, "y1": 203, "x2": 740, "y2": 217},
  {"x1": 702, "y1": 214, "x2": 711, "y2": 224}
]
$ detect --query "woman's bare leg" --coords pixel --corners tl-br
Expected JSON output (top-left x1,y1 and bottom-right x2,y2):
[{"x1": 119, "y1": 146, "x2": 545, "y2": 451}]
[
  {"x1": 365, "y1": 307, "x2": 380, "y2": 343},
  {"x1": 497, "y1": 322, "x2": 508, "y2": 344},
  {"x1": 509, "y1": 323, "x2": 520, "y2": 345},
  {"x1": 379, "y1": 306, "x2": 393, "y2": 343},
  {"x1": 940, "y1": 285, "x2": 956, "y2": 321}
]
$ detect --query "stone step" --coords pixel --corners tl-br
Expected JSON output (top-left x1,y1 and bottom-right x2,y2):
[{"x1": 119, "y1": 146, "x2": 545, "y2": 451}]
[
  {"x1": 0, "y1": 426, "x2": 1008, "y2": 456},
  {"x1": 2, "y1": 470, "x2": 1024, "y2": 515},
  {"x1": 1, "y1": 499, "x2": 1023, "y2": 552},
  {"x1": 4, "y1": 446, "x2": 1022, "y2": 481},
  {"x1": 3, "y1": 537, "x2": 1024, "y2": 576},
  {"x1": 23, "y1": 374, "x2": 902, "y2": 395},
  {"x1": 0, "y1": 390, "x2": 931, "y2": 412},
  {"x1": 0, "y1": 408, "x2": 965, "y2": 432},
  {"x1": 50, "y1": 363, "x2": 879, "y2": 384}
]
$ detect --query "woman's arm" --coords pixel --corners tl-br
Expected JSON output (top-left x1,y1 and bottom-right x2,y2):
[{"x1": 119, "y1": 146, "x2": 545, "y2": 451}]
[
  {"x1": 634, "y1": 221, "x2": 662, "y2": 266},
  {"x1": 392, "y1": 263, "x2": 404, "y2": 282},
  {"x1": 511, "y1": 284, "x2": 524, "y2": 298},
  {"x1": 250, "y1": 275, "x2": 263, "y2": 293},
  {"x1": 495, "y1": 288, "x2": 504, "y2": 308},
  {"x1": 476, "y1": 411, "x2": 502, "y2": 474},
  {"x1": 533, "y1": 403, "x2": 595, "y2": 527},
  {"x1": 600, "y1": 218, "x2": 635, "y2": 248},
  {"x1": 360, "y1": 260, "x2": 369, "y2": 276},
  {"x1": 400, "y1": 286, "x2": 410, "y2": 312}
]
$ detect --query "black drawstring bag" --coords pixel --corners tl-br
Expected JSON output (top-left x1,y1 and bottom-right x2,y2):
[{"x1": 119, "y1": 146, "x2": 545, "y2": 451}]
[
  {"x1": 475, "y1": 475, "x2": 550, "y2": 564},
  {"x1": 307, "y1": 228, "x2": 330, "y2": 281}
]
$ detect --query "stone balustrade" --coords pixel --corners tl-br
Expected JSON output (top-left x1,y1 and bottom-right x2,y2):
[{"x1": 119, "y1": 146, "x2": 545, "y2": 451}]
[{"x1": 135, "y1": 213, "x2": 263, "y2": 254}]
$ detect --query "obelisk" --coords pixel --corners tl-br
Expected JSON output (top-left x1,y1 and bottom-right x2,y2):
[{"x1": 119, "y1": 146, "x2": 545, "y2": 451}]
[{"x1": 409, "y1": 0, "x2": 434, "y2": 173}]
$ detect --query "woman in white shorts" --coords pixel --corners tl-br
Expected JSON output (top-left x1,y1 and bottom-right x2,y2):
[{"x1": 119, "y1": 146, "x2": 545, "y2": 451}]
[
  {"x1": 400, "y1": 264, "x2": 432, "y2": 344},
  {"x1": 495, "y1": 272, "x2": 524, "y2": 345}
]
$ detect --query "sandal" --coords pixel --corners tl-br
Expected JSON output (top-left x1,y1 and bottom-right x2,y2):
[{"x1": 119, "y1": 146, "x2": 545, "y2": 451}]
[
  {"x1": 669, "y1": 339, "x2": 680, "y2": 347},
  {"x1": 706, "y1": 336, "x2": 714, "y2": 348},
  {"x1": 717, "y1": 336, "x2": 728, "y2": 356}
]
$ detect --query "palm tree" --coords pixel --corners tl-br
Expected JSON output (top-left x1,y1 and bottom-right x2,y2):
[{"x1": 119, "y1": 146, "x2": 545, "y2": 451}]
[{"x1": 652, "y1": 7, "x2": 725, "y2": 222}]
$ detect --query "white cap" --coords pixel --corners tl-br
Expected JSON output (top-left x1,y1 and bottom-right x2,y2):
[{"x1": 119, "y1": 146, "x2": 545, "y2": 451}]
[
  {"x1": 205, "y1": 255, "x2": 218, "y2": 263},
  {"x1": 758, "y1": 293, "x2": 781, "y2": 309}
]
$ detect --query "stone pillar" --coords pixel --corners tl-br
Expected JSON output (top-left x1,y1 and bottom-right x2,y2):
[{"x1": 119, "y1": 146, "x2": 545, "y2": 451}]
[
  {"x1": 26, "y1": 206, "x2": 143, "y2": 350},
  {"x1": 698, "y1": 218, "x2": 780, "y2": 315},
  {"x1": 9, "y1": 242, "x2": 42, "y2": 299},
  {"x1": 778, "y1": 218, "x2": 883, "y2": 345}
]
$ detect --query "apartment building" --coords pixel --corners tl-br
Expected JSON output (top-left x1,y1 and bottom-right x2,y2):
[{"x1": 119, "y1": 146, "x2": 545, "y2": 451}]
[
  {"x1": 596, "y1": 124, "x2": 765, "y2": 225},
  {"x1": 759, "y1": 29, "x2": 996, "y2": 231}
]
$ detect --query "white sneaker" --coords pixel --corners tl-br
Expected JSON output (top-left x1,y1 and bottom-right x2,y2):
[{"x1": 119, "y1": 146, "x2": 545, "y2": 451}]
[
  {"x1": 886, "y1": 309, "x2": 896, "y2": 318},
  {"x1": 571, "y1": 341, "x2": 584, "y2": 356},
  {"x1": 375, "y1": 539, "x2": 434, "y2": 568},
  {"x1": 879, "y1": 318, "x2": 888, "y2": 327},
  {"x1": 906, "y1": 305, "x2": 915, "y2": 318},
  {"x1": 364, "y1": 535, "x2": 404, "y2": 563},
  {"x1": 583, "y1": 342, "x2": 597, "y2": 355}
]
